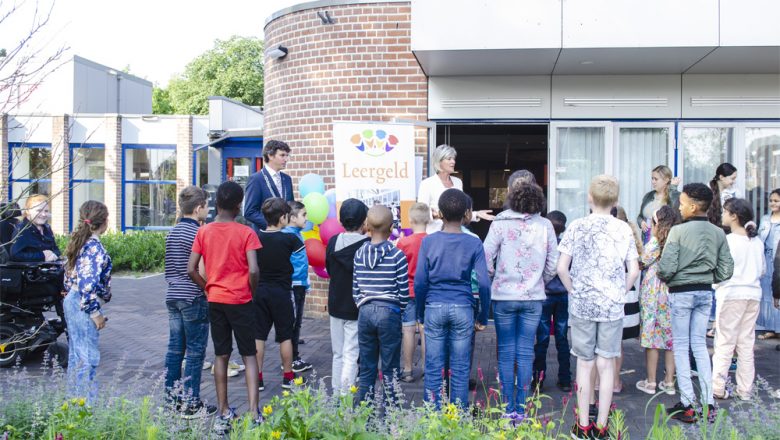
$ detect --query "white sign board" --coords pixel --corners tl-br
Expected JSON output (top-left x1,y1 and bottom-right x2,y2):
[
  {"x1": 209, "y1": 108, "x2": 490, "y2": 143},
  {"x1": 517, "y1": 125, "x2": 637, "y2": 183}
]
[{"x1": 333, "y1": 121, "x2": 417, "y2": 228}]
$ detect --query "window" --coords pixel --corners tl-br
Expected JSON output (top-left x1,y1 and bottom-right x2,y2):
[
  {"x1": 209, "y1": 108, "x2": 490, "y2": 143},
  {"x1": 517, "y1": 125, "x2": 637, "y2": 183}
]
[
  {"x1": 745, "y1": 127, "x2": 780, "y2": 220},
  {"x1": 614, "y1": 126, "x2": 672, "y2": 224},
  {"x1": 681, "y1": 127, "x2": 734, "y2": 186},
  {"x1": 70, "y1": 145, "x2": 105, "y2": 230},
  {"x1": 550, "y1": 125, "x2": 607, "y2": 221},
  {"x1": 123, "y1": 145, "x2": 177, "y2": 229},
  {"x1": 8, "y1": 143, "x2": 52, "y2": 207}
]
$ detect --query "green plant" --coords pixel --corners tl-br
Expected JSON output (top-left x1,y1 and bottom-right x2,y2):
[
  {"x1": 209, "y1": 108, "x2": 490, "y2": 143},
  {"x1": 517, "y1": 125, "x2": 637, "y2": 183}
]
[{"x1": 56, "y1": 231, "x2": 166, "y2": 272}]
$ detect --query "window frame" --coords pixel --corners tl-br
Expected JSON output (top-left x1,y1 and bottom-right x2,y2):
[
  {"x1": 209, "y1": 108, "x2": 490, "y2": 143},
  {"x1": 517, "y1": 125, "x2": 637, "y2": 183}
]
[
  {"x1": 121, "y1": 144, "x2": 178, "y2": 231},
  {"x1": 69, "y1": 143, "x2": 105, "y2": 231},
  {"x1": 8, "y1": 142, "x2": 53, "y2": 202}
]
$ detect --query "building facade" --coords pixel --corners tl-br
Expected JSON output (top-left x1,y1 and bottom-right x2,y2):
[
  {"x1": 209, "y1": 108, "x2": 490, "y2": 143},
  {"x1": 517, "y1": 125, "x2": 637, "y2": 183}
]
[{"x1": 264, "y1": 0, "x2": 780, "y2": 316}]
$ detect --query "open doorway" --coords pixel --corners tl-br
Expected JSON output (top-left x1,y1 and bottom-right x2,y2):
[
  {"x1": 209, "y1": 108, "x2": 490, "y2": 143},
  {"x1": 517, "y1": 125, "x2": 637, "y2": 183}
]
[{"x1": 436, "y1": 124, "x2": 548, "y2": 239}]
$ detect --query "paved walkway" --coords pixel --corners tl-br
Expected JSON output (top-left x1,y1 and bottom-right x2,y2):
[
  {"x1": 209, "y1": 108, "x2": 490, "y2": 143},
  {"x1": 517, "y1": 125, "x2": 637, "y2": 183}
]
[{"x1": 6, "y1": 275, "x2": 780, "y2": 437}]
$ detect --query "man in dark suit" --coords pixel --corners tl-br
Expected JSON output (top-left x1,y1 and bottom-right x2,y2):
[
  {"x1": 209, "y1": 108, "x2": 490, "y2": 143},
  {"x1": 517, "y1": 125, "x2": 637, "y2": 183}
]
[{"x1": 244, "y1": 140, "x2": 294, "y2": 231}]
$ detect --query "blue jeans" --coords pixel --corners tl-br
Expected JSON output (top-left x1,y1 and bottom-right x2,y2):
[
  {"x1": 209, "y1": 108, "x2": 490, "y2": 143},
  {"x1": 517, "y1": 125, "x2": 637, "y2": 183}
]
[
  {"x1": 670, "y1": 291, "x2": 714, "y2": 406},
  {"x1": 357, "y1": 302, "x2": 402, "y2": 404},
  {"x1": 493, "y1": 300, "x2": 543, "y2": 414},
  {"x1": 164, "y1": 296, "x2": 209, "y2": 403},
  {"x1": 423, "y1": 303, "x2": 474, "y2": 409},
  {"x1": 63, "y1": 290, "x2": 100, "y2": 403},
  {"x1": 533, "y1": 295, "x2": 571, "y2": 385}
]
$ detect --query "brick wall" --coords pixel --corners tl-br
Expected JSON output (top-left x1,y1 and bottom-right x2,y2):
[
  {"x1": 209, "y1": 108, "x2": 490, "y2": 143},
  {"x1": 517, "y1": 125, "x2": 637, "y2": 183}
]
[
  {"x1": 176, "y1": 116, "x2": 194, "y2": 197},
  {"x1": 264, "y1": 1, "x2": 428, "y2": 317},
  {"x1": 103, "y1": 116, "x2": 122, "y2": 231},
  {"x1": 49, "y1": 115, "x2": 70, "y2": 234}
]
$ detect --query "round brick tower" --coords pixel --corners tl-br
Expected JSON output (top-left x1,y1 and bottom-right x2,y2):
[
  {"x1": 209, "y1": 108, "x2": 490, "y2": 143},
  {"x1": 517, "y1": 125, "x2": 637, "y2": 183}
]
[{"x1": 264, "y1": 0, "x2": 429, "y2": 316}]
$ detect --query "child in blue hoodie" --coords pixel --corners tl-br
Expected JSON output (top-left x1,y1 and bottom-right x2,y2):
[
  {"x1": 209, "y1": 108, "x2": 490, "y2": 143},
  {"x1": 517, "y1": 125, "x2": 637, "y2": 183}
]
[
  {"x1": 353, "y1": 205, "x2": 410, "y2": 405},
  {"x1": 282, "y1": 201, "x2": 312, "y2": 373}
]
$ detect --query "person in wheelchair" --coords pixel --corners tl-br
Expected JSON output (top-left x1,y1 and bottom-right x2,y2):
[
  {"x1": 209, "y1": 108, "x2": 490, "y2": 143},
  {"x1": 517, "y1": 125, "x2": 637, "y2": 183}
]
[{"x1": 10, "y1": 194, "x2": 60, "y2": 263}]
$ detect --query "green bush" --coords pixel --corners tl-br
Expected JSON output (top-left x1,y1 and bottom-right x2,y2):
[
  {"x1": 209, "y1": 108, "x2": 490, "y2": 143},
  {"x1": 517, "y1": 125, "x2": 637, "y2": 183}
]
[{"x1": 56, "y1": 231, "x2": 166, "y2": 273}]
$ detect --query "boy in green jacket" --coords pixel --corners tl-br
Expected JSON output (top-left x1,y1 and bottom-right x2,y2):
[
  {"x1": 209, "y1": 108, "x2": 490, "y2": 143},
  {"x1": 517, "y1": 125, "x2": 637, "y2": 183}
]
[{"x1": 658, "y1": 183, "x2": 733, "y2": 423}]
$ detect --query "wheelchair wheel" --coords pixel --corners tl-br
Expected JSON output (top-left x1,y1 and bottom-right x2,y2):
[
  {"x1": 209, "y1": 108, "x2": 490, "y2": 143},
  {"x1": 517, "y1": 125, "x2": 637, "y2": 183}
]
[
  {"x1": 0, "y1": 324, "x2": 25, "y2": 368},
  {"x1": 45, "y1": 341, "x2": 68, "y2": 368}
]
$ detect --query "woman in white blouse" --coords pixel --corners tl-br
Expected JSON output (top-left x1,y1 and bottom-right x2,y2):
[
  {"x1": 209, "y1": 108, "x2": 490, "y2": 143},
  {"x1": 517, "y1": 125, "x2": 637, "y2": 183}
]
[{"x1": 417, "y1": 144, "x2": 494, "y2": 233}]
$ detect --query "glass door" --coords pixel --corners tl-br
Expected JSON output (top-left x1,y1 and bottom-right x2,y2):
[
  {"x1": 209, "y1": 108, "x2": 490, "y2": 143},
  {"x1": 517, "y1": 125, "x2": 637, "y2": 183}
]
[
  {"x1": 613, "y1": 123, "x2": 674, "y2": 225},
  {"x1": 679, "y1": 125, "x2": 735, "y2": 186},
  {"x1": 549, "y1": 122, "x2": 611, "y2": 221},
  {"x1": 745, "y1": 125, "x2": 780, "y2": 220},
  {"x1": 221, "y1": 147, "x2": 263, "y2": 190}
]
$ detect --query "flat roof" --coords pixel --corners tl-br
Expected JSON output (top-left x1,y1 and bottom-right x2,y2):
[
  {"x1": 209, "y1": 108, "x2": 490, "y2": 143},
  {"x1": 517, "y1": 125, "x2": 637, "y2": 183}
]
[{"x1": 265, "y1": 0, "x2": 407, "y2": 27}]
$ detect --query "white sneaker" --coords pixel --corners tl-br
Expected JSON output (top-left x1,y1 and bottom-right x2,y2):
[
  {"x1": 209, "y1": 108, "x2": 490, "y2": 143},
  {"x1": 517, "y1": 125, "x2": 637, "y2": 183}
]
[
  {"x1": 211, "y1": 365, "x2": 240, "y2": 377},
  {"x1": 228, "y1": 361, "x2": 246, "y2": 372},
  {"x1": 202, "y1": 361, "x2": 213, "y2": 370}
]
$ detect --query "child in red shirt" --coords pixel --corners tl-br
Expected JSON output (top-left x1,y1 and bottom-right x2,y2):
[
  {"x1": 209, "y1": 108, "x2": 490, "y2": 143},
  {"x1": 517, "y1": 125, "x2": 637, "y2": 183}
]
[
  {"x1": 188, "y1": 181, "x2": 261, "y2": 434},
  {"x1": 396, "y1": 202, "x2": 430, "y2": 382}
]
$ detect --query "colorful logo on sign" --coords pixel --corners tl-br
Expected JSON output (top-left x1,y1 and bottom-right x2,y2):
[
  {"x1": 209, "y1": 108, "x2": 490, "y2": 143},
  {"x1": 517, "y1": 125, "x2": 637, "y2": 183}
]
[{"x1": 350, "y1": 129, "x2": 399, "y2": 157}]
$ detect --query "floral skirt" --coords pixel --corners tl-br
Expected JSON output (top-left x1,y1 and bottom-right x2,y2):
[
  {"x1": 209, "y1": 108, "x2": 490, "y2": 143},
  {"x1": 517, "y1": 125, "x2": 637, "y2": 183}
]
[{"x1": 639, "y1": 281, "x2": 673, "y2": 350}]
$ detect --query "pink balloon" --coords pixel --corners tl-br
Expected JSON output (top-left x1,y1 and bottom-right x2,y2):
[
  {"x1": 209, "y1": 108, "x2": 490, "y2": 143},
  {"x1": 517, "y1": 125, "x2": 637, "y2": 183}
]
[
  {"x1": 313, "y1": 265, "x2": 329, "y2": 279},
  {"x1": 319, "y1": 218, "x2": 345, "y2": 246}
]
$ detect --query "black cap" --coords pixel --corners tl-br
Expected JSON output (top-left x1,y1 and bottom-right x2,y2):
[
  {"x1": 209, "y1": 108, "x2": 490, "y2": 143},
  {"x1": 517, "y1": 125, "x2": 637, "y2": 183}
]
[{"x1": 339, "y1": 198, "x2": 368, "y2": 231}]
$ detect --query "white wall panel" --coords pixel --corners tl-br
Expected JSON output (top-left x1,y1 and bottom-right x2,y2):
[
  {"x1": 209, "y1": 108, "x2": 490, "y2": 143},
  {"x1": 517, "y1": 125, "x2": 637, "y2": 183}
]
[
  {"x1": 428, "y1": 76, "x2": 551, "y2": 119},
  {"x1": 720, "y1": 0, "x2": 780, "y2": 46},
  {"x1": 412, "y1": 0, "x2": 561, "y2": 51},
  {"x1": 70, "y1": 116, "x2": 107, "y2": 144},
  {"x1": 551, "y1": 76, "x2": 682, "y2": 119},
  {"x1": 121, "y1": 117, "x2": 178, "y2": 144},
  {"x1": 562, "y1": 0, "x2": 718, "y2": 48},
  {"x1": 682, "y1": 74, "x2": 780, "y2": 119}
]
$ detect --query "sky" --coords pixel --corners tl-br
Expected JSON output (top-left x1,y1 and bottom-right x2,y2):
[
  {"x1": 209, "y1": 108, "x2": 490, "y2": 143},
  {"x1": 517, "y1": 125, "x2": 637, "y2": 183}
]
[{"x1": 3, "y1": 0, "x2": 301, "y2": 86}]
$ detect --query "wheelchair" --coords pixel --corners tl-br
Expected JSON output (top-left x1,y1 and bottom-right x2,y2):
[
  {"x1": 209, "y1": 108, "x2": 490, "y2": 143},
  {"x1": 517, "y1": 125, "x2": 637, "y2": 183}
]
[{"x1": 0, "y1": 260, "x2": 68, "y2": 368}]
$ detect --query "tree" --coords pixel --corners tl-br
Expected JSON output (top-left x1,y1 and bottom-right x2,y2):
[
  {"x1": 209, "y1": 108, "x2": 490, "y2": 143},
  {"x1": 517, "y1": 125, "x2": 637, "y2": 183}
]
[
  {"x1": 163, "y1": 36, "x2": 264, "y2": 115},
  {"x1": 152, "y1": 86, "x2": 173, "y2": 114}
]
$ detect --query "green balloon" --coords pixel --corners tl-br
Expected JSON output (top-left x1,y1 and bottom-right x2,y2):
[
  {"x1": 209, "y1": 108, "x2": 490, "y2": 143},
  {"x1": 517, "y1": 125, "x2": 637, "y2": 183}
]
[{"x1": 303, "y1": 192, "x2": 329, "y2": 224}]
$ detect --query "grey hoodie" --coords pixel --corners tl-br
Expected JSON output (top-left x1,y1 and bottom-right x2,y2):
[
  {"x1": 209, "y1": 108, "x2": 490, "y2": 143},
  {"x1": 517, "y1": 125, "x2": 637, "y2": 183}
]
[{"x1": 352, "y1": 240, "x2": 410, "y2": 310}]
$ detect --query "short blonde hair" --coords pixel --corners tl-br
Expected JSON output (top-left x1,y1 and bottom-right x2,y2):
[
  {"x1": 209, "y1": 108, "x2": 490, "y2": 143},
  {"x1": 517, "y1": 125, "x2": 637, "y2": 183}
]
[
  {"x1": 408, "y1": 202, "x2": 430, "y2": 225},
  {"x1": 589, "y1": 175, "x2": 619, "y2": 208},
  {"x1": 24, "y1": 194, "x2": 49, "y2": 218},
  {"x1": 431, "y1": 144, "x2": 457, "y2": 173}
]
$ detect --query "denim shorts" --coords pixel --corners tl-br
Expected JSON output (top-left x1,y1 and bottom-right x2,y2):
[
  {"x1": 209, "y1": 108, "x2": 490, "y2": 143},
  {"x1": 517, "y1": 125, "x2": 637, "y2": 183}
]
[
  {"x1": 402, "y1": 298, "x2": 417, "y2": 327},
  {"x1": 569, "y1": 315, "x2": 622, "y2": 360}
]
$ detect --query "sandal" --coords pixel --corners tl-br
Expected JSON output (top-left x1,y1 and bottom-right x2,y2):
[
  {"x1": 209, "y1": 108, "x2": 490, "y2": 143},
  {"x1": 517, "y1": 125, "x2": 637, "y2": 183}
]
[
  {"x1": 758, "y1": 332, "x2": 777, "y2": 340},
  {"x1": 635, "y1": 380, "x2": 657, "y2": 395},
  {"x1": 400, "y1": 370, "x2": 414, "y2": 383},
  {"x1": 714, "y1": 390, "x2": 730, "y2": 400},
  {"x1": 658, "y1": 381, "x2": 676, "y2": 395}
]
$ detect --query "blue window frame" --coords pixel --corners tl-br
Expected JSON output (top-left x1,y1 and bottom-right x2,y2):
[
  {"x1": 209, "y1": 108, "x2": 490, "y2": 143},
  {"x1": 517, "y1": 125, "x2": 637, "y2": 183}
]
[
  {"x1": 8, "y1": 142, "x2": 52, "y2": 204},
  {"x1": 122, "y1": 144, "x2": 178, "y2": 231},
  {"x1": 69, "y1": 143, "x2": 105, "y2": 231}
]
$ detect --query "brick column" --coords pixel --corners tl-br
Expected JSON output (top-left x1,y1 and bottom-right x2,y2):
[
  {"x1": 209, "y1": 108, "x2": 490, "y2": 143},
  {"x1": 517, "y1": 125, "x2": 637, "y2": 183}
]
[
  {"x1": 176, "y1": 116, "x2": 194, "y2": 198},
  {"x1": 49, "y1": 115, "x2": 70, "y2": 234},
  {"x1": 103, "y1": 116, "x2": 122, "y2": 231},
  {"x1": 0, "y1": 114, "x2": 8, "y2": 202}
]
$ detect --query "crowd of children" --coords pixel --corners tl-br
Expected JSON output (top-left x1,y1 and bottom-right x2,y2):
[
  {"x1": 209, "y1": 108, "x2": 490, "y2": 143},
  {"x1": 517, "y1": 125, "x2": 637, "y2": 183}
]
[{"x1": 33, "y1": 142, "x2": 780, "y2": 438}]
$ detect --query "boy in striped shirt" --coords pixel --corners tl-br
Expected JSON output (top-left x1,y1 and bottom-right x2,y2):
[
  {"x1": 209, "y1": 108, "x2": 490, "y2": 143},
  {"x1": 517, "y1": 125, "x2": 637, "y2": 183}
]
[
  {"x1": 353, "y1": 205, "x2": 409, "y2": 404},
  {"x1": 163, "y1": 186, "x2": 216, "y2": 418}
]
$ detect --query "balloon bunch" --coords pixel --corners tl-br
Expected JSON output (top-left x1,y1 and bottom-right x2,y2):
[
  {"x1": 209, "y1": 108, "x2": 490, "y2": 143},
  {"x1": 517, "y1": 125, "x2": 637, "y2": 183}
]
[{"x1": 298, "y1": 174, "x2": 344, "y2": 279}]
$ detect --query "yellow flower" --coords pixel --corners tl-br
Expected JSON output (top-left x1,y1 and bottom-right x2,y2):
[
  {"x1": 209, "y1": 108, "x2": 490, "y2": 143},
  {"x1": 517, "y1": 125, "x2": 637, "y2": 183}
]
[
  {"x1": 349, "y1": 385, "x2": 358, "y2": 394},
  {"x1": 77, "y1": 397, "x2": 86, "y2": 407},
  {"x1": 282, "y1": 391, "x2": 290, "y2": 397},
  {"x1": 263, "y1": 405, "x2": 273, "y2": 416},
  {"x1": 293, "y1": 377, "x2": 303, "y2": 386},
  {"x1": 495, "y1": 433, "x2": 506, "y2": 440},
  {"x1": 271, "y1": 431, "x2": 282, "y2": 439},
  {"x1": 61, "y1": 402, "x2": 69, "y2": 411}
]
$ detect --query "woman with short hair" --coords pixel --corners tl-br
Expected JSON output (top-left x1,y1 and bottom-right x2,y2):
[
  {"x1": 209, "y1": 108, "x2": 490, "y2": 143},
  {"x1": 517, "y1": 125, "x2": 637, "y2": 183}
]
[{"x1": 417, "y1": 144, "x2": 494, "y2": 233}]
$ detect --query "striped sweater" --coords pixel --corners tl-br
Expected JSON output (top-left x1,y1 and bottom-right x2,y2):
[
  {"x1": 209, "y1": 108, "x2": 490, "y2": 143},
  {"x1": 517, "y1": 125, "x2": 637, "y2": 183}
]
[
  {"x1": 352, "y1": 240, "x2": 410, "y2": 310},
  {"x1": 165, "y1": 218, "x2": 204, "y2": 302}
]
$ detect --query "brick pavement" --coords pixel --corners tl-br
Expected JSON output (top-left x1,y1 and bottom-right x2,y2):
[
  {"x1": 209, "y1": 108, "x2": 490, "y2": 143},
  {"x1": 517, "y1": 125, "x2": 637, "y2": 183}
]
[{"x1": 7, "y1": 274, "x2": 780, "y2": 437}]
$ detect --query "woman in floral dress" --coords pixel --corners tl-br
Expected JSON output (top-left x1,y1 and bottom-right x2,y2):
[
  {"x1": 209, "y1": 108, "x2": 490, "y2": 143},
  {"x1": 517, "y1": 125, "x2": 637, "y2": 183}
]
[{"x1": 636, "y1": 205, "x2": 680, "y2": 395}]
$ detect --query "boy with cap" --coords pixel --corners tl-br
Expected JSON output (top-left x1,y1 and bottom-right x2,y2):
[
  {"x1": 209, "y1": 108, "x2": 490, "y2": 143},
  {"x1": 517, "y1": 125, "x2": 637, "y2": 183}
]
[{"x1": 325, "y1": 199, "x2": 370, "y2": 394}]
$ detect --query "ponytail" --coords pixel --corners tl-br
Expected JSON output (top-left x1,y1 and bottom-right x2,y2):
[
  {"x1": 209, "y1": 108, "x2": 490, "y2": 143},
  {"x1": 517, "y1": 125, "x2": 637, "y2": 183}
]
[
  {"x1": 707, "y1": 162, "x2": 737, "y2": 228},
  {"x1": 744, "y1": 221, "x2": 758, "y2": 239},
  {"x1": 65, "y1": 201, "x2": 109, "y2": 271},
  {"x1": 722, "y1": 198, "x2": 756, "y2": 239}
]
